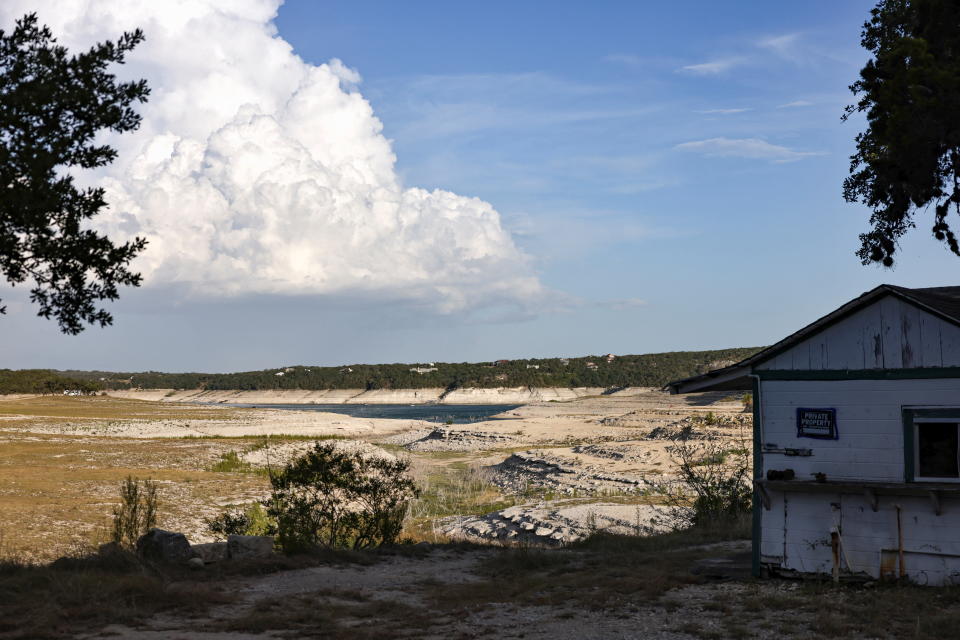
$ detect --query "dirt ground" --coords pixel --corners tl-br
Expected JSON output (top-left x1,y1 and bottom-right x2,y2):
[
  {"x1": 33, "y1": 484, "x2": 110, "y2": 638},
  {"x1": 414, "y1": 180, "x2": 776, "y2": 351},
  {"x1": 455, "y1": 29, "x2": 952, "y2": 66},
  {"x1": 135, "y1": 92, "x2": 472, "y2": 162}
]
[
  {"x1": 0, "y1": 390, "x2": 748, "y2": 558},
  {"x1": 6, "y1": 391, "x2": 960, "y2": 639}
]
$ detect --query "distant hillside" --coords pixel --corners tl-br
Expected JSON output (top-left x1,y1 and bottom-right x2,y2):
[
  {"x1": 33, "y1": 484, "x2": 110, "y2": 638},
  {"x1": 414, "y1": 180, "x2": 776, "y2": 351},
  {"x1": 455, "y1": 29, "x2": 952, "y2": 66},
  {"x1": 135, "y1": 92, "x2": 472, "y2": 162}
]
[
  {"x1": 0, "y1": 369, "x2": 101, "y2": 394},
  {"x1": 40, "y1": 347, "x2": 761, "y2": 393}
]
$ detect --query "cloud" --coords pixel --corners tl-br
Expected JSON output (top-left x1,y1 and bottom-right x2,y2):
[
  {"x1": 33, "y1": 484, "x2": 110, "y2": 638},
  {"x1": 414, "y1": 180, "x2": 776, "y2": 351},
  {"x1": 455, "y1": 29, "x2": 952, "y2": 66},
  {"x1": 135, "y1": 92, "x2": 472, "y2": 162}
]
[
  {"x1": 385, "y1": 72, "x2": 656, "y2": 141},
  {"x1": 758, "y1": 33, "x2": 802, "y2": 58},
  {"x1": 678, "y1": 58, "x2": 744, "y2": 75},
  {"x1": 0, "y1": 1, "x2": 546, "y2": 315},
  {"x1": 597, "y1": 298, "x2": 647, "y2": 310},
  {"x1": 696, "y1": 108, "x2": 752, "y2": 115},
  {"x1": 674, "y1": 137, "x2": 824, "y2": 163},
  {"x1": 777, "y1": 100, "x2": 813, "y2": 108}
]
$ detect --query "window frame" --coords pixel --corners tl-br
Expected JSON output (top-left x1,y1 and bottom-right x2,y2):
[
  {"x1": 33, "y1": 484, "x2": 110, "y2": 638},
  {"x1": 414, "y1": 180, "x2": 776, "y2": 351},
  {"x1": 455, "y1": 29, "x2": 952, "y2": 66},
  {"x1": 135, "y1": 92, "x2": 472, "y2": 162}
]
[{"x1": 903, "y1": 408, "x2": 960, "y2": 483}]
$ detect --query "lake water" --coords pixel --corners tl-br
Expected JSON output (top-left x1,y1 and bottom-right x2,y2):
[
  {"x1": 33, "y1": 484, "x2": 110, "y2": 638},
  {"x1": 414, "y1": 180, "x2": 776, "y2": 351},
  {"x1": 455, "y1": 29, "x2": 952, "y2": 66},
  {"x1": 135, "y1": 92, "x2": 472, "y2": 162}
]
[{"x1": 225, "y1": 403, "x2": 522, "y2": 424}]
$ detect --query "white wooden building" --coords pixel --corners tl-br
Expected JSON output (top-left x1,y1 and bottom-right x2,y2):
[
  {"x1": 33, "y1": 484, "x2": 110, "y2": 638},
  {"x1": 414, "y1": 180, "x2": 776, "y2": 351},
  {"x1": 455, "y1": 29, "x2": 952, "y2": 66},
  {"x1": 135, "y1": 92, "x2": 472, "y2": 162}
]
[{"x1": 667, "y1": 284, "x2": 960, "y2": 585}]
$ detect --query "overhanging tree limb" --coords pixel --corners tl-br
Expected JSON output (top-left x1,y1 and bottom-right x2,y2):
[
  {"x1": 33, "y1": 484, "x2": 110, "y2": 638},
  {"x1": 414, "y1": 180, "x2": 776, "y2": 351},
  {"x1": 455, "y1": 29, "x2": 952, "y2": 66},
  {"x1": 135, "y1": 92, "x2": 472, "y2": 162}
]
[
  {"x1": 0, "y1": 13, "x2": 149, "y2": 333},
  {"x1": 844, "y1": 0, "x2": 960, "y2": 266}
]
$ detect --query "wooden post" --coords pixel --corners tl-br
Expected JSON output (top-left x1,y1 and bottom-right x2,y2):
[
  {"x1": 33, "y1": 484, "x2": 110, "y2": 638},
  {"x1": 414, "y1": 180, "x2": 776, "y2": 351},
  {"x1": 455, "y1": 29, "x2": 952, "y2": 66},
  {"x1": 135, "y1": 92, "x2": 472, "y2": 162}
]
[{"x1": 896, "y1": 504, "x2": 905, "y2": 579}]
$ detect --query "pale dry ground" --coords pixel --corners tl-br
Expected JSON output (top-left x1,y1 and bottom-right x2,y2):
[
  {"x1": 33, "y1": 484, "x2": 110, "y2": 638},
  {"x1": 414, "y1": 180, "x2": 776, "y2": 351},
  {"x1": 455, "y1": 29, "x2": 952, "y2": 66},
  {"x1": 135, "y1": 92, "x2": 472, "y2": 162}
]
[
  {"x1": 8, "y1": 392, "x2": 960, "y2": 639},
  {"x1": 0, "y1": 390, "x2": 747, "y2": 560},
  {"x1": 0, "y1": 390, "x2": 761, "y2": 640},
  {"x1": 77, "y1": 544, "x2": 778, "y2": 640}
]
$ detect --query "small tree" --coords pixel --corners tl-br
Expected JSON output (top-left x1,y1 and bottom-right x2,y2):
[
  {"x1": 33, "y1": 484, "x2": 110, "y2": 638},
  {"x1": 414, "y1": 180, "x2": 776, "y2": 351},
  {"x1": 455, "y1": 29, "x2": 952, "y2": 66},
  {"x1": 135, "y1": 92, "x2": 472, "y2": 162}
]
[
  {"x1": 208, "y1": 502, "x2": 275, "y2": 539},
  {"x1": 267, "y1": 443, "x2": 419, "y2": 552},
  {"x1": 645, "y1": 436, "x2": 752, "y2": 532},
  {"x1": 111, "y1": 476, "x2": 158, "y2": 549}
]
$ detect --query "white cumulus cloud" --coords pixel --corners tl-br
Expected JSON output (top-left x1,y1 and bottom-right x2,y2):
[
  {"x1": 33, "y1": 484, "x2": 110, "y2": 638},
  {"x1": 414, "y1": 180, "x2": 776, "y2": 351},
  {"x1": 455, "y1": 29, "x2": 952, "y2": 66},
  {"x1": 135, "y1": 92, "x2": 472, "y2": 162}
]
[{"x1": 0, "y1": 1, "x2": 545, "y2": 314}]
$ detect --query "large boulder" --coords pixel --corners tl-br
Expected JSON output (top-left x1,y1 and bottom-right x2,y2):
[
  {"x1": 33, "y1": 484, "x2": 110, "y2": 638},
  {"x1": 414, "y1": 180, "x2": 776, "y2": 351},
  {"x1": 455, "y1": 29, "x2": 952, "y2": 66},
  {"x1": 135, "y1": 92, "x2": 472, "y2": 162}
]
[
  {"x1": 192, "y1": 542, "x2": 228, "y2": 564},
  {"x1": 136, "y1": 528, "x2": 193, "y2": 564},
  {"x1": 227, "y1": 534, "x2": 274, "y2": 559}
]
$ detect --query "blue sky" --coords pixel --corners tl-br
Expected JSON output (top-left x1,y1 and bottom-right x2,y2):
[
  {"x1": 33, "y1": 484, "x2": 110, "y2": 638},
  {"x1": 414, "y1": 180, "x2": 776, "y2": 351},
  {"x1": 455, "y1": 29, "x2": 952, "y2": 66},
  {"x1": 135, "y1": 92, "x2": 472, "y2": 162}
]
[{"x1": 2, "y1": 0, "x2": 955, "y2": 372}]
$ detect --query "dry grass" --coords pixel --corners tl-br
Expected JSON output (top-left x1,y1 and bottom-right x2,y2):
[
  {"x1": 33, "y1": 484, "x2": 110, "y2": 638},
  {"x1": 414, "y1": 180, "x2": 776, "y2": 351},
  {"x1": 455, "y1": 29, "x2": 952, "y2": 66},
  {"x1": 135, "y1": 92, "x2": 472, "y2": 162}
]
[
  {"x1": 0, "y1": 550, "x2": 233, "y2": 639},
  {"x1": 0, "y1": 394, "x2": 245, "y2": 425},
  {"x1": 724, "y1": 581, "x2": 960, "y2": 639},
  {"x1": 0, "y1": 398, "x2": 288, "y2": 561},
  {"x1": 216, "y1": 592, "x2": 435, "y2": 639},
  {"x1": 421, "y1": 518, "x2": 751, "y2": 615},
  {"x1": 0, "y1": 431, "x2": 273, "y2": 561}
]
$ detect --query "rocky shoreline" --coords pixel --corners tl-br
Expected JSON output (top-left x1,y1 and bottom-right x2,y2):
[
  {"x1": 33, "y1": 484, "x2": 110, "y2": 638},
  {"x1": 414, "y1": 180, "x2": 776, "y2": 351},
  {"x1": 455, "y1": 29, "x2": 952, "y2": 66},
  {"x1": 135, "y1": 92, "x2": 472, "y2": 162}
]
[{"x1": 105, "y1": 386, "x2": 619, "y2": 405}]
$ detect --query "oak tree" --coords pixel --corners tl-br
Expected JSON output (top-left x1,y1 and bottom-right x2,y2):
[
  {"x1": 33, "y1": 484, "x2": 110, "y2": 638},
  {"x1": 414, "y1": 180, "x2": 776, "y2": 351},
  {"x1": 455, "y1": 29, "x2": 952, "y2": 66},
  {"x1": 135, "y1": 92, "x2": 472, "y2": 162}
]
[
  {"x1": 844, "y1": 0, "x2": 960, "y2": 266},
  {"x1": 0, "y1": 13, "x2": 149, "y2": 333}
]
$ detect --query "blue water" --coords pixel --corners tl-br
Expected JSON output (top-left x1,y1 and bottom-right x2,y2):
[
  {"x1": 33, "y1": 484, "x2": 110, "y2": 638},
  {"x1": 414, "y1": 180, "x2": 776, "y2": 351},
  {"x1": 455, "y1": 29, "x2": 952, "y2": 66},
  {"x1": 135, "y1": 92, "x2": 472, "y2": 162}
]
[{"x1": 225, "y1": 403, "x2": 522, "y2": 424}]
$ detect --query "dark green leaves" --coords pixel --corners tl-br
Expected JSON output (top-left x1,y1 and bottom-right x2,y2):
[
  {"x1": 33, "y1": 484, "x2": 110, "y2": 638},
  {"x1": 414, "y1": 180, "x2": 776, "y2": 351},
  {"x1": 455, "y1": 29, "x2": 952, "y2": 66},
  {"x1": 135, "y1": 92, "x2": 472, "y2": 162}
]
[
  {"x1": 0, "y1": 13, "x2": 149, "y2": 333},
  {"x1": 267, "y1": 442, "x2": 419, "y2": 552},
  {"x1": 844, "y1": 0, "x2": 960, "y2": 266}
]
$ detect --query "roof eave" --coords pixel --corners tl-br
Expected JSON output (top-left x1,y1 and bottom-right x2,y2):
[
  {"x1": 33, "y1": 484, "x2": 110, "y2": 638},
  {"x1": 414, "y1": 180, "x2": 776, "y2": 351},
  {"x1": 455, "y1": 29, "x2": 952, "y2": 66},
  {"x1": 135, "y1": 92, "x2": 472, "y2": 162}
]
[{"x1": 666, "y1": 364, "x2": 752, "y2": 394}]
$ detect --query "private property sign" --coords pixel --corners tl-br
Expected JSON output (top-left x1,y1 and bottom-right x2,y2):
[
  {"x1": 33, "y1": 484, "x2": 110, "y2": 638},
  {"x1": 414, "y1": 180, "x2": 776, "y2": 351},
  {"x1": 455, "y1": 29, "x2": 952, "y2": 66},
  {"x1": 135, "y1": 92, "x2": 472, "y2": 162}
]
[{"x1": 796, "y1": 408, "x2": 838, "y2": 440}]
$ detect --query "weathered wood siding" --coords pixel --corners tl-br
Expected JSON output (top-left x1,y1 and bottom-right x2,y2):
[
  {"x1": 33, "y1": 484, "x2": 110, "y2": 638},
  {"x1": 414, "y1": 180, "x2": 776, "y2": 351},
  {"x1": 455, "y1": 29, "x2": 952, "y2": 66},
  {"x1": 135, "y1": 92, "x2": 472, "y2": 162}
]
[
  {"x1": 759, "y1": 377, "x2": 960, "y2": 584},
  {"x1": 755, "y1": 295, "x2": 960, "y2": 370},
  {"x1": 762, "y1": 491, "x2": 960, "y2": 584},
  {"x1": 759, "y1": 378, "x2": 960, "y2": 481}
]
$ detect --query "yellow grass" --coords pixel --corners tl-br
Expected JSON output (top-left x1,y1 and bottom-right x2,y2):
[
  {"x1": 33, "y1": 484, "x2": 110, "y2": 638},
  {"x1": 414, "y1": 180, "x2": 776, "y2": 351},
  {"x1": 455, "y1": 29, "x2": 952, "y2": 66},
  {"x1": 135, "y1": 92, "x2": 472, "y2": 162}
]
[{"x1": 0, "y1": 397, "x2": 278, "y2": 561}]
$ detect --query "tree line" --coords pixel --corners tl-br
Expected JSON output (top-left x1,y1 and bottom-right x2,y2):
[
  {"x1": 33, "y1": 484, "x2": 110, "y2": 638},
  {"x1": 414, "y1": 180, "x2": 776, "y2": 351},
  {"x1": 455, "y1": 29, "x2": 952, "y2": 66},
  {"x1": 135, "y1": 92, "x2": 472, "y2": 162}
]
[{"x1": 0, "y1": 347, "x2": 762, "y2": 394}]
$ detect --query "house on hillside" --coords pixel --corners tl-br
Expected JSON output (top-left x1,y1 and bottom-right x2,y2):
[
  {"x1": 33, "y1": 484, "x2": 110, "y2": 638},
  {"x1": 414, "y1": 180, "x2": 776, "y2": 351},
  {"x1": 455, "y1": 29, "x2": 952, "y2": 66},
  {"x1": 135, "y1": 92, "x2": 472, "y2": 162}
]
[
  {"x1": 667, "y1": 285, "x2": 960, "y2": 585},
  {"x1": 410, "y1": 367, "x2": 438, "y2": 374}
]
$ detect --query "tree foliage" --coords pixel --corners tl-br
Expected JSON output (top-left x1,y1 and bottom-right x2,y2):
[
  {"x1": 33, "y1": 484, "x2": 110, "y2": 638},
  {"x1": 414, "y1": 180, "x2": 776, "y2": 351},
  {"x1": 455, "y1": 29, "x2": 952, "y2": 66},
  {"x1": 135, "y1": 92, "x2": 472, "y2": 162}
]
[
  {"x1": 844, "y1": 0, "x2": 960, "y2": 266},
  {"x1": 266, "y1": 442, "x2": 419, "y2": 552},
  {"x1": 0, "y1": 13, "x2": 149, "y2": 333},
  {"x1": 0, "y1": 368, "x2": 98, "y2": 394},
  {"x1": 62, "y1": 347, "x2": 761, "y2": 392}
]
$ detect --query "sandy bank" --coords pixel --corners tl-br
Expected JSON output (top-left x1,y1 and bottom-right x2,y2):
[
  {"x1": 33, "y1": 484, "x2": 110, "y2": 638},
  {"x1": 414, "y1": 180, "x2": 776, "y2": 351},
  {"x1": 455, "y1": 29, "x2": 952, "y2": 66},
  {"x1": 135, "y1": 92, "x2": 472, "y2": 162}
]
[{"x1": 105, "y1": 387, "x2": 611, "y2": 405}]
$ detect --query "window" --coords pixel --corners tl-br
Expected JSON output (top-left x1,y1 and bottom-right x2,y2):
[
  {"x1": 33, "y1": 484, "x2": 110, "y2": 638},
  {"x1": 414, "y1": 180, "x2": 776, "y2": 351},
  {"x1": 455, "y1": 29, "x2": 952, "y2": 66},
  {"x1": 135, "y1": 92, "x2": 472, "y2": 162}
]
[
  {"x1": 916, "y1": 422, "x2": 960, "y2": 479},
  {"x1": 904, "y1": 409, "x2": 960, "y2": 483}
]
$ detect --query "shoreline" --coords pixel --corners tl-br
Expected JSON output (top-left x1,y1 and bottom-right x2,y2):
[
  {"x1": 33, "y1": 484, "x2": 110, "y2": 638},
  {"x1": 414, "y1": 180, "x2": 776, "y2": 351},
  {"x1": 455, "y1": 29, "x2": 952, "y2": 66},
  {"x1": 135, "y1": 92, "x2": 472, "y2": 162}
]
[{"x1": 102, "y1": 386, "x2": 643, "y2": 405}]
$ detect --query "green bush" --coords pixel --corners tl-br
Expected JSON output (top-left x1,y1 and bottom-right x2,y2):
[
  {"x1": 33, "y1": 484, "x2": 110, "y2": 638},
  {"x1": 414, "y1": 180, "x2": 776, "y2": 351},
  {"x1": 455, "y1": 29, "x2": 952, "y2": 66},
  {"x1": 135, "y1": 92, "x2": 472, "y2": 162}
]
[
  {"x1": 267, "y1": 442, "x2": 419, "y2": 552},
  {"x1": 208, "y1": 502, "x2": 275, "y2": 539},
  {"x1": 646, "y1": 438, "x2": 751, "y2": 530},
  {"x1": 111, "y1": 476, "x2": 158, "y2": 549}
]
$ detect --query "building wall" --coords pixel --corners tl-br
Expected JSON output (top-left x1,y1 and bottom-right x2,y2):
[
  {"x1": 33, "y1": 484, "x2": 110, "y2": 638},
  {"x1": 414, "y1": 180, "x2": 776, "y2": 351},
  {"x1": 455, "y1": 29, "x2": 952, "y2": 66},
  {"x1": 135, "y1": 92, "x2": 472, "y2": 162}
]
[
  {"x1": 755, "y1": 296, "x2": 960, "y2": 370},
  {"x1": 759, "y1": 378, "x2": 960, "y2": 481},
  {"x1": 759, "y1": 377, "x2": 960, "y2": 584},
  {"x1": 760, "y1": 490, "x2": 960, "y2": 585}
]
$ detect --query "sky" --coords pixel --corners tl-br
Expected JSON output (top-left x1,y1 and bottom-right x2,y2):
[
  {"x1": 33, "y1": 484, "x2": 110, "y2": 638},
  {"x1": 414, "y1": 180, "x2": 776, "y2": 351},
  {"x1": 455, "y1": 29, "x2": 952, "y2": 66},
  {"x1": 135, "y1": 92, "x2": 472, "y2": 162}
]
[{"x1": 1, "y1": 0, "x2": 955, "y2": 372}]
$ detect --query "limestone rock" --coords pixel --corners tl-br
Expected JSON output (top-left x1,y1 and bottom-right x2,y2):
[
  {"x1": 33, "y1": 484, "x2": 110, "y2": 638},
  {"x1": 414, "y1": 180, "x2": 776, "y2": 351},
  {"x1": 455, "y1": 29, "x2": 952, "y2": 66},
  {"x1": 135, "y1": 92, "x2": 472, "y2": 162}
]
[
  {"x1": 136, "y1": 528, "x2": 193, "y2": 564},
  {"x1": 227, "y1": 534, "x2": 274, "y2": 559},
  {"x1": 192, "y1": 542, "x2": 228, "y2": 564}
]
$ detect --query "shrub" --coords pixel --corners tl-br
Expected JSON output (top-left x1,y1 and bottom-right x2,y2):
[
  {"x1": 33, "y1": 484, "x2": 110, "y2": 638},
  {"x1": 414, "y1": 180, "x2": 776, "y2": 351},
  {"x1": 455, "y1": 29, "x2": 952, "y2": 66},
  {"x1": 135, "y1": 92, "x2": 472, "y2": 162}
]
[
  {"x1": 208, "y1": 502, "x2": 275, "y2": 539},
  {"x1": 111, "y1": 476, "x2": 158, "y2": 549},
  {"x1": 266, "y1": 442, "x2": 419, "y2": 552},
  {"x1": 646, "y1": 438, "x2": 751, "y2": 530},
  {"x1": 208, "y1": 450, "x2": 261, "y2": 474}
]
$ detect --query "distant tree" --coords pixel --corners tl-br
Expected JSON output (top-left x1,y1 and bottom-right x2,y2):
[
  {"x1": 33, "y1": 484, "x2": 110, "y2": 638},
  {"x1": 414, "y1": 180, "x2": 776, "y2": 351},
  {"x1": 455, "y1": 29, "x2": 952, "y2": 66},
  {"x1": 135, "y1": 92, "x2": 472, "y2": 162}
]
[
  {"x1": 843, "y1": 0, "x2": 960, "y2": 266},
  {"x1": 0, "y1": 14, "x2": 149, "y2": 333}
]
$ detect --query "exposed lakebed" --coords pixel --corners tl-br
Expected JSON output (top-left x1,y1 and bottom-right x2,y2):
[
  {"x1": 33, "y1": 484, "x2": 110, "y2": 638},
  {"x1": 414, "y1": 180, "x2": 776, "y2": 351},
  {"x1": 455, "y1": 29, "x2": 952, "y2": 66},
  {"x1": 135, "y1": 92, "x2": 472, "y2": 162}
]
[{"x1": 221, "y1": 403, "x2": 522, "y2": 423}]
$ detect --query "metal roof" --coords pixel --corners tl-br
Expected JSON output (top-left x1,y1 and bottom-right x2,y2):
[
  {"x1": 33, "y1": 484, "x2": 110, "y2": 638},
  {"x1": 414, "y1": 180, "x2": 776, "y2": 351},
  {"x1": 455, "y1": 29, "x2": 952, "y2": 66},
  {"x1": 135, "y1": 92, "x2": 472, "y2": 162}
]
[{"x1": 665, "y1": 284, "x2": 960, "y2": 394}]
